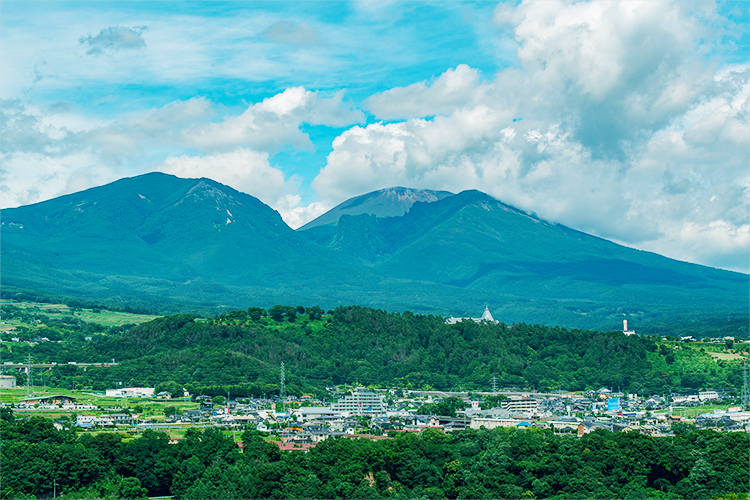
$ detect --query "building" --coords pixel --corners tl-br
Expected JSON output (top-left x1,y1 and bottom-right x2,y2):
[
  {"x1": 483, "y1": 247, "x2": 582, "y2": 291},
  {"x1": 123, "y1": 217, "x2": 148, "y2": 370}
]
[
  {"x1": 502, "y1": 397, "x2": 539, "y2": 413},
  {"x1": 330, "y1": 389, "x2": 385, "y2": 416},
  {"x1": 698, "y1": 391, "x2": 719, "y2": 401},
  {"x1": 446, "y1": 307, "x2": 499, "y2": 325},
  {"x1": 293, "y1": 406, "x2": 339, "y2": 422},
  {"x1": 470, "y1": 417, "x2": 519, "y2": 429},
  {"x1": 105, "y1": 387, "x2": 155, "y2": 398},
  {"x1": 623, "y1": 320, "x2": 636, "y2": 336},
  {"x1": 0, "y1": 375, "x2": 16, "y2": 388},
  {"x1": 19, "y1": 395, "x2": 77, "y2": 405}
]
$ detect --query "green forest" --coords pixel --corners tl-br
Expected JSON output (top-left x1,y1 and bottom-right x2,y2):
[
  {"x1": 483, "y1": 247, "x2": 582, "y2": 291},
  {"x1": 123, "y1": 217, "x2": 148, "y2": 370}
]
[
  {"x1": 2, "y1": 304, "x2": 747, "y2": 396},
  {"x1": 2, "y1": 410, "x2": 748, "y2": 500}
]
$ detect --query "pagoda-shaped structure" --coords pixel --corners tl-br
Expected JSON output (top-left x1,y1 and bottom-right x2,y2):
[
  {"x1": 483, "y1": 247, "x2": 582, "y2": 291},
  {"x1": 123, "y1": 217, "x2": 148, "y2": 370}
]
[{"x1": 445, "y1": 306, "x2": 499, "y2": 325}]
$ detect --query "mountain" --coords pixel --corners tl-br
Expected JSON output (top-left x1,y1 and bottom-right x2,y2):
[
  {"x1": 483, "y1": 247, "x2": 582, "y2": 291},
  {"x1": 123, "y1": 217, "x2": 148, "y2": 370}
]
[
  {"x1": 299, "y1": 187, "x2": 452, "y2": 230},
  {"x1": 0, "y1": 173, "x2": 376, "y2": 310},
  {"x1": 2, "y1": 174, "x2": 747, "y2": 333},
  {"x1": 299, "y1": 189, "x2": 748, "y2": 330}
]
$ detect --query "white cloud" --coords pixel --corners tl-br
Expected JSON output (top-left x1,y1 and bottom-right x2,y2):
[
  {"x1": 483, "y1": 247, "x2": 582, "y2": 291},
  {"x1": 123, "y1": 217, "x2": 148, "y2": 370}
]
[
  {"x1": 183, "y1": 87, "x2": 364, "y2": 153},
  {"x1": 0, "y1": 151, "x2": 118, "y2": 208},
  {"x1": 157, "y1": 148, "x2": 323, "y2": 229},
  {"x1": 312, "y1": 1, "x2": 750, "y2": 272},
  {"x1": 365, "y1": 64, "x2": 485, "y2": 120},
  {"x1": 0, "y1": 89, "x2": 363, "y2": 213},
  {"x1": 158, "y1": 149, "x2": 288, "y2": 206}
]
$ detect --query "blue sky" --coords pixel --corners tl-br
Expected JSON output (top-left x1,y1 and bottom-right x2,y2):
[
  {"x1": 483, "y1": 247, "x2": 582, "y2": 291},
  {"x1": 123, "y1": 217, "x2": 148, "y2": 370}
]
[{"x1": 1, "y1": 1, "x2": 748, "y2": 273}]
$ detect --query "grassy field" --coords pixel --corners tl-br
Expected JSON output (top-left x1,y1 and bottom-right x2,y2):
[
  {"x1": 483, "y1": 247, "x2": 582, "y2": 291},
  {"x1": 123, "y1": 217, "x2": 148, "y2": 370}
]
[
  {"x1": 0, "y1": 300, "x2": 158, "y2": 328},
  {"x1": 1, "y1": 385, "x2": 199, "y2": 420},
  {"x1": 707, "y1": 351, "x2": 746, "y2": 361}
]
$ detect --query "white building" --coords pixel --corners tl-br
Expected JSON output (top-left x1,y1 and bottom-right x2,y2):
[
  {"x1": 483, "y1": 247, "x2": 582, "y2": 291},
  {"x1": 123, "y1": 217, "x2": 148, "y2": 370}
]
[
  {"x1": 470, "y1": 417, "x2": 520, "y2": 429},
  {"x1": 446, "y1": 307, "x2": 499, "y2": 325},
  {"x1": 105, "y1": 387, "x2": 155, "y2": 398},
  {"x1": 330, "y1": 389, "x2": 385, "y2": 416},
  {"x1": 0, "y1": 375, "x2": 16, "y2": 388},
  {"x1": 76, "y1": 415, "x2": 96, "y2": 426},
  {"x1": 698, "y1": 391, "x2": 719, "y2": 401},
  {"x1": 502, "y1": 397, "x2": 539, "y2": 413},
  {"x1": 293, "y1": 406, "x2": 339, "y2": 422},
  {"x1": 623, "y1": 320, "x2": 636, "y2": 336}
]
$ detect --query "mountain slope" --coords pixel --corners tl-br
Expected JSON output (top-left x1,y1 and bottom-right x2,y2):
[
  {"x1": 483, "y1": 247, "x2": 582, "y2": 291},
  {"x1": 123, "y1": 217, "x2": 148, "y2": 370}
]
[
  {"x1": 299, "y1": 186, "x2": 453, "y2": 231},
  {"x1": 300, "y1": 189, "x2": 748, "y2": 326},
  {"x1": 2, "y1": 175, "x2": 746, "y2": 332},
  {"x1": 1, "y1": 173, "x2": 376, "y2": 309}
]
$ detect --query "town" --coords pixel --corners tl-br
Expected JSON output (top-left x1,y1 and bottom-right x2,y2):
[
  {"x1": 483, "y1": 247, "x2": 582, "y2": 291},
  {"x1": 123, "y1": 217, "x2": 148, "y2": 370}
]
[{"x1": 5, "y1": 382, "x2": 749, "y2": 452}]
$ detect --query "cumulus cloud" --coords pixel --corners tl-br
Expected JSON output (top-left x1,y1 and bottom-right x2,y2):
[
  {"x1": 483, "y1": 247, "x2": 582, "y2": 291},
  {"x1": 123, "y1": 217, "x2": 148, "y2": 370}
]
[
  {"x1": 313, "y1": 0, "x2": 750, "y2": 272},
  {"x1": 365, "y1": 64, "x2": 485, "y2": 120},
  {"x1": 183, "y1": 87, "x2": 364, "y2": 152},
  {"x1": 79, "y1": 26, "x2": 147, "y2": 55},
  {"x1": 156, "y1": 148, "x2": 322, "y2": 228},
  {"x1": 0, "y1": 150, "x2": 118, "y2": 208},
  {"x1": 158, "y1": 149, "x2": 288, "y2": 206}
]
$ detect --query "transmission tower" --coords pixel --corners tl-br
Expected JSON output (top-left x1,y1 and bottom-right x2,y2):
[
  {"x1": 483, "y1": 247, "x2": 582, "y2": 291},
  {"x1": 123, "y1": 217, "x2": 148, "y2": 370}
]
[
  {"x1": 741, "y1": 361, "x2": 749, "y2": 410},
  {"x1": 26, "y1": 354, "x2": 33, "y2": 398},
  {"x1": 279, "y1": 362, "x2": 286, "y2": 414},
  {"x1": 491, "y1": 375, "x2": 498, "y2": 393}
]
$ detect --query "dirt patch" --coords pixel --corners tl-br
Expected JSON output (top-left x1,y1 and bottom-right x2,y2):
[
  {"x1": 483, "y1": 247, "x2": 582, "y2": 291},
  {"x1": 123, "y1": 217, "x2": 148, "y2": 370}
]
[{"x1": 708, "y1": 352, "x2": 746, "y2": 361}]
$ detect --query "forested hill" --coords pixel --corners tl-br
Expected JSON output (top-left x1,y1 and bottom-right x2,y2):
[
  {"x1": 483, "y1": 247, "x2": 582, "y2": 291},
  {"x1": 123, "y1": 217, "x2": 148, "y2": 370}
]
[{"x1": 24, "y1": 305, "x2": 744, "y2": 396}]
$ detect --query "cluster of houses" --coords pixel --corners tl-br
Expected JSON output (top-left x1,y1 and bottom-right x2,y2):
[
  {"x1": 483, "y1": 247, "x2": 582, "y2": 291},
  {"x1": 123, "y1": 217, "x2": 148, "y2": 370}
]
[
  {"x1": 7, "y1": 386, "x2": 749, "y2": 444},
  {"x1": 142, "y1": 387, "x2": 750, "y2": 444}
]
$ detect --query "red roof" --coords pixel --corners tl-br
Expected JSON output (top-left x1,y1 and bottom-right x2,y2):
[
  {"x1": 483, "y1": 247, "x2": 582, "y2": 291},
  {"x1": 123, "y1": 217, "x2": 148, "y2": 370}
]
[{"x1": 274, "y1": 442, "x2": 315, "y2": 451}]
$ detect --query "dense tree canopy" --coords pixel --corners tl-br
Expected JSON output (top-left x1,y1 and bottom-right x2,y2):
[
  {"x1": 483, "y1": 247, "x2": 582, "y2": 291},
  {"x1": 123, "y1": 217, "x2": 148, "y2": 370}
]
[
  {"x1": 1, "y1": 416, "x2": 747, "y2": 499},
  {"x1": 4, "y1": 305, "x2": 746, "y2": 397}
]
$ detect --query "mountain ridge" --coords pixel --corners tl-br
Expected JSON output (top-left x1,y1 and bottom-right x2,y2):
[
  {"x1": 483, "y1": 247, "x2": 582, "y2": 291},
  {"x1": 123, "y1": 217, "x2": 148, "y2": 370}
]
[{"x1": 1, "y1": 173, "x2": 747, "y2": 333}]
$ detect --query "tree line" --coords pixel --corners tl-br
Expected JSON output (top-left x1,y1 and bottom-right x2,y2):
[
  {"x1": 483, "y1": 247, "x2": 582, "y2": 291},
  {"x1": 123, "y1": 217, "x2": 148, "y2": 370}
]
[{"x1": 1, "y1": 409, "x2": 748, "y2": 499}]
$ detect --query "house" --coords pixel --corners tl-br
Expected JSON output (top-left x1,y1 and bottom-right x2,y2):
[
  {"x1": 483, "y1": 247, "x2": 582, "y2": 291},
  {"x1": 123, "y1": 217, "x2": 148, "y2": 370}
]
[
  {"x1": 104, "y1": 413, "x2": 136, "y2": 426},
  {"x1": 76, "y1": 415, "x2": 97, "y2": 427},
  {"x1": 182, "y1": 410, "x2": 204, "y2": 423},
  {"x1": 19, "y1": 395, "x2": 76, "y2": 406}
]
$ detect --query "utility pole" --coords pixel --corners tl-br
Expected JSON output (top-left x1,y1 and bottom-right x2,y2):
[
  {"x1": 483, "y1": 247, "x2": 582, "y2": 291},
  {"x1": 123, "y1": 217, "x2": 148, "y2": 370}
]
[
  {"x1": 26, "y1": 354, "x2": 33, "y2": 398},
  {"x1": 279, "y1": 362, "x2": 286, "y2": 414},
  {"x1": 741, "y1": 361, "x2": 749, "y2": 410}
]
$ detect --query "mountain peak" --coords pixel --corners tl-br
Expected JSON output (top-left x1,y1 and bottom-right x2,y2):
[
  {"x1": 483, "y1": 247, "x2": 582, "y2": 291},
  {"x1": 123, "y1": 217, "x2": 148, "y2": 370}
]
[{"x1": 298, "y1": 186, "x2": 453, "y2": 230}]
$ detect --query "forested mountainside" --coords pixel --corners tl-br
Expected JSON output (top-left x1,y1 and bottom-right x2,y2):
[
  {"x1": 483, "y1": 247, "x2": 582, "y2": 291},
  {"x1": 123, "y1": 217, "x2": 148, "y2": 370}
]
[
  {"x1": 5, "y1": 304, "x2": 746, "y2": 397},
  {"x1": 2, "y1": 173, "x2": 747, "y2": 332}
]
